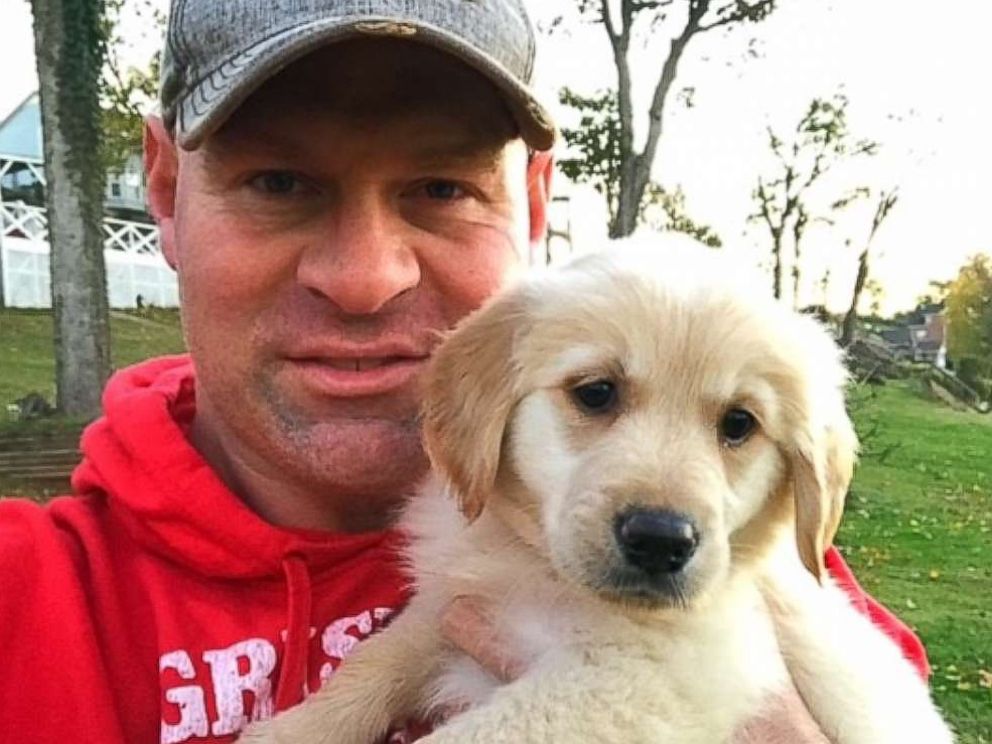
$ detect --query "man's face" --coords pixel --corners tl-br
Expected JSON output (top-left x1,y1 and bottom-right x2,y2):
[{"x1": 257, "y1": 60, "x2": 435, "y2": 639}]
[{"x1": 150, "y1": 40, "x2": 544, "y2": 521}]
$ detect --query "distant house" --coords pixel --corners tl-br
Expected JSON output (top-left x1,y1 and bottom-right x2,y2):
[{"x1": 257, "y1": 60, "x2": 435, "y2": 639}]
[
  {"x1": 0, "y1": 93, "x2": 150, "y2": 221},
  {"x1": 0, "y1": 93, "x2": 43, "y2": 161},
  {"x1": 0, "y1": 93, "x2": 176, "y2": 309},
  {"x1": 879, "y1": 325, "x2": 912, "y2": 356},
  {"x1": 879, "y1": 304, "x2": 948, "y2": 368}
]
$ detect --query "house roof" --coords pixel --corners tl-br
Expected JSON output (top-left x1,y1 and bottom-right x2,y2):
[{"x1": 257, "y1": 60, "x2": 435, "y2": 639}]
[
  {"x1": 880, "y1": 327, "x2": 912, "y2": 346},
  {"x1": 0, "y1": 92, "x2": 42, "y2": 160}
]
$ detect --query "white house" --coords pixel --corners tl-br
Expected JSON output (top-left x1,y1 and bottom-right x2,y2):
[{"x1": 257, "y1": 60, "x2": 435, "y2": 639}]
[{"x1": 0, "y1": 92, "x2": 178, "y2": 309}]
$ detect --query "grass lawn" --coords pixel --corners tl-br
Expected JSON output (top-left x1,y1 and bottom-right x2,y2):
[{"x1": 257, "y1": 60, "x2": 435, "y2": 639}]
[
  {"x1": 0, "y1": 307, "x2": 185, "y2": 421},
  {"x1": 841, "y1": 381, "x2": 992, "y2": 742},
  {"x1": 1, "y1": 309, "x2": 989, "y2": 737}
]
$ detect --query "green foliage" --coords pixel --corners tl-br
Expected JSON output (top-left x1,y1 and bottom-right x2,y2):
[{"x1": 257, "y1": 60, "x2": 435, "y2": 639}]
[
  {"x1": 101, "y1": 54, "x2": 159, "y2": 172},
  {"x1": 640, "y1": 183, "x2": 722, "y2": 247},
  {"x1": 756, "y1": 94, "x2": 879, "y2": 224},
  {"x1": 0, "y1": 308, "x2": 185, "y2": 410},
  {"x1": 552, "y1": 0, "x2": 778, "y2": 237},
  {"x1": 751, "y1": 94, "x2": 880, "y2": 301},
  {"x1": 558, "y1": 88, "x2": 721, "y2": 246},
  {"x1": 957, "y1": 358, "x2": 990, "y2": 401},
  {"x1": 917, "y1": 280, "x2": 952, "y2": 309},
  {"x1": 945, "y1": 255, "x2": 992, "y2": 374},
  {"x1": 39, "y1": 0, "x2": 110, "y2": 191},
  {"x1": 842, "y1": 382, "x2": 992, "y2": 740},
  {"x1": 558, "y1": 87, "x2": 623, "y2": 218},
  {"x1": 796, "y1": 95, "x2": 878, "y2": 158},
  {"x1": 568, "y1": 0, "x2": 776, "y2": 27},
  {"x1": 99, "y1": 0, "x2": 163, "y2": 172}
]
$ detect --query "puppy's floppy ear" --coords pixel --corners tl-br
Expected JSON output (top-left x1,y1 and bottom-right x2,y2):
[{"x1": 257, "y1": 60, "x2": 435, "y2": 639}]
[
  {"x1": 791, "y1": 388, "x2": 859, "y2": 584},
  {"x1": 422, "y1": 289, "x2": 530, "y2": 522}
]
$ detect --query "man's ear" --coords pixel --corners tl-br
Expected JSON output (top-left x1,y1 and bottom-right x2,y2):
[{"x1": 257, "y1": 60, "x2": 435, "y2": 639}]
[
  {"x1": 527, "y1": 150, "x2": 554, "y2": 247},
  {"x1": 421, "y1": 289, "x2": 531, "y2": 521},
  {"x1": 144, "y1": 116, "x2": 179, "y2": 269},
  {"x1": 792, "y1": 400, "x2": 858, "y2": 583}
]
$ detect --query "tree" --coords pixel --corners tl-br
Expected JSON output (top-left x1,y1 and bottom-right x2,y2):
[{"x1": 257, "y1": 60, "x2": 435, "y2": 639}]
[
  {"x1": 557, "y1": 87, "x2": 720, "y2": 246},
  {"x1": 640, "y1": 183, "x2": 722, "y2": 247},
  {"x1": 31, "y1": 0, "x2": 111, "y2": 416},
  {"x1": 556, "y1": 0, "x2": 777, "y2": 238},
  {"x1": 100, "y1": 0, "x2": 163, "y2": 173},
  {"x1": 750, "y1": 95, "x2": 878, "y2": 303},
  {"x1": 944, "y1": 254, "x2": 992, "y2": 373},
  {"x1": 839, "y1": 189, "x2": 898, "y2": 347}
]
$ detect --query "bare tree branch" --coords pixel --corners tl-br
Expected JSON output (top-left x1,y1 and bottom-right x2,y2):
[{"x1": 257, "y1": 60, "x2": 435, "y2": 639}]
[
  {"x1": 601, "y1": 0, "x2": 621, "y2": 43},
  {"x1": 560, "y1": 0, "x2": 780, "y2": 237},
  {"x1": 699, "y1": 0, "x2": 775, "y2": 32},
  {"x1": 841, "y1": 188, "x2": 900, "y2": 346}
]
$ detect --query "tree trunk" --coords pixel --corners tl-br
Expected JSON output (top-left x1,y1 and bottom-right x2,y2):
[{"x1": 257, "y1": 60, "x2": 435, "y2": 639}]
[
  {"x1": 771, "y1": 229, "x2": 783, "y2": 300},
  {"x1": 612, "y1": 161, "x2": 644, "y2": 238},
  {"x1": 610, "y1": 5, "x2": 701, "y2": 239},
  {"x1": 842, "y1": 191, "x2": 898, "y2": 347},
  {"x1": 792, "y1": 263, "x2": 801, "y2": 309},
  {"x1": 31, "y1": 0, "x2": 111, "y2": 416},
  {"x1": 841, "y1": 249, "x2": 869, "y2": 347},
  {"x1": 792, "y1": 209, "x2": 808, "y2": 310}
]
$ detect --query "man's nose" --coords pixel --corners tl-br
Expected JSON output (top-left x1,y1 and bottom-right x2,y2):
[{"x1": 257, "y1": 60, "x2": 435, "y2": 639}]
[{"x1": 296, "y1": 195, "x2": 421, "y2": 315}]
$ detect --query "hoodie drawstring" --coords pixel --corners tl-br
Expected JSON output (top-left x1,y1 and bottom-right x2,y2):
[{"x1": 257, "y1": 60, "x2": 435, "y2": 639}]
[{"x1": 275, "y1": 553, "x2": 313, "y2": 712}]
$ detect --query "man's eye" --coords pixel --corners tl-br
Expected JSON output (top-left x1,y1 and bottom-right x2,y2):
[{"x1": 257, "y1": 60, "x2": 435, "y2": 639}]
[
  {"x1": 249, "y1": 171, "x2": 306, "y2": 195},
  {"x1": 422, "y1": 181, "x2": 465, "y2": 201}
]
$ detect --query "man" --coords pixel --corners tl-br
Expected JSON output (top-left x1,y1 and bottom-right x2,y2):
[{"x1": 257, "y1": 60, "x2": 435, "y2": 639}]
[{"x1": 0, "y1": 2, "x2": 928, "y2": 743}]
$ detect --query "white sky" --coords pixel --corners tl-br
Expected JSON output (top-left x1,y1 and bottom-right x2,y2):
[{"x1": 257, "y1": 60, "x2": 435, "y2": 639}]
[{"x1": 2, "y1": 0, "x2": 990, "y2": 315}]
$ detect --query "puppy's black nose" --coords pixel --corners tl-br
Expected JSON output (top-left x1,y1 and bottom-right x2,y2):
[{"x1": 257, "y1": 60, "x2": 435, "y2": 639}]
[{"x1": 615, "y1": 509, "x2": 699, "y2": 575}]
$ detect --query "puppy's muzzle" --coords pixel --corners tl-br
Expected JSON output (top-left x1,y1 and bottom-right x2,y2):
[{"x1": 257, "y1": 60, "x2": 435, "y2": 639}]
[{"x1": 614, "y1": 509, "x2": 699, "y2": 576}]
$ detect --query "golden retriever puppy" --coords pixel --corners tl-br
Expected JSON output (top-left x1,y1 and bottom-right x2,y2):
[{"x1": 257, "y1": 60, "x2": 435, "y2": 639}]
[{"x1": 241, "y1": 243, "x2": 953, "y2": 744}]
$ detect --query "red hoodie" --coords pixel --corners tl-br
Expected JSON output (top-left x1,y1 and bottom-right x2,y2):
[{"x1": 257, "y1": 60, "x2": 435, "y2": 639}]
[{"x1": 0, "y1": 356, "x2": 929, "y2": 744}]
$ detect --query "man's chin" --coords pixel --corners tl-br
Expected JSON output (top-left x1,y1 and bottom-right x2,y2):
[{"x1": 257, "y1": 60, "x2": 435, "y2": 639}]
[{"x1": 272, "y1": 415, "x2": 429, "y2": 492}]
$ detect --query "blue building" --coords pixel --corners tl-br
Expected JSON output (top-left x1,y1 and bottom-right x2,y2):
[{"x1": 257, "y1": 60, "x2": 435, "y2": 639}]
[
  {"x1": 0, "y1": 92, "x2": 150, "y2": 219},
  {"x1": 0, "y1": 93, "x2": 176, "y2": 308}
]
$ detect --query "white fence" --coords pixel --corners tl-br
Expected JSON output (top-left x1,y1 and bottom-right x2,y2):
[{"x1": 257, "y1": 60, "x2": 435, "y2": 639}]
[{"x1": 1, "y1": 201, "x2": 178, "y2": 308}]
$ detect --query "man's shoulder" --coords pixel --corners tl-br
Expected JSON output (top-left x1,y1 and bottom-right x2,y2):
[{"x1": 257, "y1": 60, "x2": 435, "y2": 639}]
[
  {"x1": 0, "y1": 495, "x2": 96, "y2": 649},
  {"x1": 0, "y1": 492, "x2": 111, "y2": 582}
]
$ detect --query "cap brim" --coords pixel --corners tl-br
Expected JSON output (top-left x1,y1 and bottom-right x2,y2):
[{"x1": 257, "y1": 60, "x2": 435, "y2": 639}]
[{"x1": 175, "y1": 16, "x2": 556, "y2": 152}]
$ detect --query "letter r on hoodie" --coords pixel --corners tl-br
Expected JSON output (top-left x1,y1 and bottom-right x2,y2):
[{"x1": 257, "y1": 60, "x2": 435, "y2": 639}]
[{"x1": 203, "y1": 639, "x2": 277, "y2": 735}]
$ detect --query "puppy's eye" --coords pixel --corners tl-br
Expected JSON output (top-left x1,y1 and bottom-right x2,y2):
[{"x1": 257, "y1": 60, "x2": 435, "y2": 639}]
[
  {"x1": 572, "y1": 380, "x2": 618, "y2": 414},
  {"x1": 720, "y1": 408, "x2": 757, "y2": 446}
]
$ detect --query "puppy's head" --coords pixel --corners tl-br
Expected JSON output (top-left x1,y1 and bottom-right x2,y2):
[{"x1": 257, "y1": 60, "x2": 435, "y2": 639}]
[{"x1": 423, "y1": 243, "x2": 857, "y2": 609}]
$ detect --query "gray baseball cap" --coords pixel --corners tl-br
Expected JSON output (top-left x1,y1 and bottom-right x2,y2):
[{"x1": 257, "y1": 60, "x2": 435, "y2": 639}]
[{"x1": 160, "y1": 0, "x2": 556, "y2": 152}]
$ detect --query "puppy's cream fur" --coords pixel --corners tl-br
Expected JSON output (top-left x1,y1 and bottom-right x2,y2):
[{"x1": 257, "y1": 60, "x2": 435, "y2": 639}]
[{"x1": 242, "y1": 243, "x2": 953, "y2": 744}]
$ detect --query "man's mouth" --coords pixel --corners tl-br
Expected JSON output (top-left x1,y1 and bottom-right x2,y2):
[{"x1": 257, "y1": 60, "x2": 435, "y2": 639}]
[
  {"x1": 285, "y1": 351, "x2": 430, "y2": 397},
  {"x1": 322, "y1": 357, "x2": 404, "y2": 372}
]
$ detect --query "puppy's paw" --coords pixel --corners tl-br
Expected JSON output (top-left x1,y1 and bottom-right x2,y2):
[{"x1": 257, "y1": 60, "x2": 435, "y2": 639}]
[
  {"x1": 235, "y1": 712, "x2": 333, "y2": 744},
  {"x1": 234, "y1": 720, "x2": 284, "y2": 744}
]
